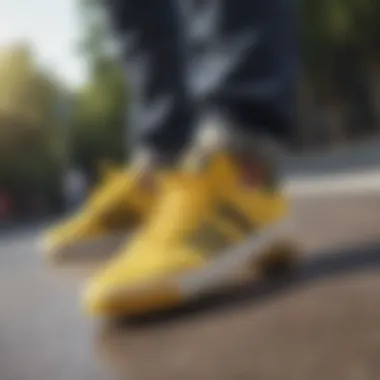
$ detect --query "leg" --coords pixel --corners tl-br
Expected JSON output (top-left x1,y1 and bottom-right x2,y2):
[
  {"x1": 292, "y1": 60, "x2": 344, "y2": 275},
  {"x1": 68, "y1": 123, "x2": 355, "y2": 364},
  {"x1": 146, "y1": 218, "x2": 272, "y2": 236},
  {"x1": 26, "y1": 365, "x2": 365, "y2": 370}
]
[
  {"x1": 103, "y1": 0, "x2": 194, "y2": 159},
  {"x1": 189, "y1": 0, "x2": 299, "y2": 146}
]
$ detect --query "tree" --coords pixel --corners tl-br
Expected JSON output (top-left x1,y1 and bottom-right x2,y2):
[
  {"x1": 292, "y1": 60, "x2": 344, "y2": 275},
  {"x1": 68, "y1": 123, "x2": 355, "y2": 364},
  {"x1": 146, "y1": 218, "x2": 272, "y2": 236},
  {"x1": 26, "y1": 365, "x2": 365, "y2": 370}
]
[
  {"x1": 73, "y1": 0, "x2": 128, "y2": 179},
  {"x1": 73, "y1": 60, "x2": 127, "y2": 177},
  {"x1": 299, "y1": 0, "x2": 380, "y2": 145},
  {"x1": 0, "y1": 43, "x2": 63, "y2": 212}
]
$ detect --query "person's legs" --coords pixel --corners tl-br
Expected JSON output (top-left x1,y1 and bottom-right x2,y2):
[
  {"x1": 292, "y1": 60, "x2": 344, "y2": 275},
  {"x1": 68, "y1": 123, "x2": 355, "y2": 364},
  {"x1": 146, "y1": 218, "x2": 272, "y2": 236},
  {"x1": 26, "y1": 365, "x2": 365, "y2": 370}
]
[
  {"x1": 188, "y1": 0, "x2": 298, "y2": 145},
  {"x1": 103, "y1": 0, "x2": 299, "y2": 159},
  {"x1": 103, "y1": 0, "x2": 194, "y2": 162},
  {"x1": 183, "y1": 0, "x2": 299, "y2": 189},
  {"x1": 83, "y1": 0, "x2": 301, "y2": 317}
]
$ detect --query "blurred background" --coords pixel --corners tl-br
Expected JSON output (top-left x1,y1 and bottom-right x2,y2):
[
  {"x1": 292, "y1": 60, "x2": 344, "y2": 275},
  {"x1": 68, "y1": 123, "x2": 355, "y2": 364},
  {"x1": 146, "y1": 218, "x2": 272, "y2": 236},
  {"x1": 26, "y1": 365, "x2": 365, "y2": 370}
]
[
  {"x1": 0, "y1": 0, "x2": 379, "y2": 224},
  {"x1": 1, "y1": 2, "x2": 380, "y2": 380}
]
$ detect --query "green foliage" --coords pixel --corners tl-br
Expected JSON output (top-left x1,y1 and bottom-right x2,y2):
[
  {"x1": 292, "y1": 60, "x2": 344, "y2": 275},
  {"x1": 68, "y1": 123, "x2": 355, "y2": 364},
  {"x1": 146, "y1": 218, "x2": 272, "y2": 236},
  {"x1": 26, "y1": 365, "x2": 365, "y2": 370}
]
[
  {"x1": 0, "y1": 43, "x2": 63, "y2": 201},
  {"x1": 72, "y1": 0, "x2": 129, "y2": 177},
  {"x1": 300, "y1": 0, "x2": 380, "y2": 96},
  {"x1": 73, "y1": 59, "x2": 128, "y2": 176}
]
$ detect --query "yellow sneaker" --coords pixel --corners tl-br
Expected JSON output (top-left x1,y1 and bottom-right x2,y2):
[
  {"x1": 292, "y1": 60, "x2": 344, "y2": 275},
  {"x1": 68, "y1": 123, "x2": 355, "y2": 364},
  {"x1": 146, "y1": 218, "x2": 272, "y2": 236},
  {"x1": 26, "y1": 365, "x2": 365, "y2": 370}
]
[
  {"x1": 41, "y1": 165, "x2": 157, "y2": 261},
  {"x1": 83, "y1": 152, "x2": 298, "y2": 317}
]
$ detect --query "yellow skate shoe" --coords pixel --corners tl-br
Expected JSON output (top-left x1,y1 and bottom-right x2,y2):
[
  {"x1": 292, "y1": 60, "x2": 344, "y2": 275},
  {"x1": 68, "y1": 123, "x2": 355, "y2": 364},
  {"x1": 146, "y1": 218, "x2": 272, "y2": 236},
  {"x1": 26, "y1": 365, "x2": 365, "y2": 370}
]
[
  {"x1": 41, "y1": 165, "x2": 158, "y2": 261},
  {"x1": 83, "y1": 152, "x2": 298, "y2": 317}
]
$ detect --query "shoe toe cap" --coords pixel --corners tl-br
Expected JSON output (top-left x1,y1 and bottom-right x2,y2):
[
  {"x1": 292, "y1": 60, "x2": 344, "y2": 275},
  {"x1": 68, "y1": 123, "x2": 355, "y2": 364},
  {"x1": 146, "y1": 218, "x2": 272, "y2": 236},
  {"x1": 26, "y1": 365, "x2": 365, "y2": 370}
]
[{"x1": 83, "y1": 275, "x2": 181, "y2": 317}]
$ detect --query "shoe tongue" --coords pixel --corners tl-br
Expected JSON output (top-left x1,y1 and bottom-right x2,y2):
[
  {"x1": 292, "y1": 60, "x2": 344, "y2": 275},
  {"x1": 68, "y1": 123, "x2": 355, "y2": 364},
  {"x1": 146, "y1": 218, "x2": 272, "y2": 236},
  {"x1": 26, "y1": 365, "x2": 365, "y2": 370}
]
[{"x1": 182, "y1": 144, "x2": 273, "y2": 188}]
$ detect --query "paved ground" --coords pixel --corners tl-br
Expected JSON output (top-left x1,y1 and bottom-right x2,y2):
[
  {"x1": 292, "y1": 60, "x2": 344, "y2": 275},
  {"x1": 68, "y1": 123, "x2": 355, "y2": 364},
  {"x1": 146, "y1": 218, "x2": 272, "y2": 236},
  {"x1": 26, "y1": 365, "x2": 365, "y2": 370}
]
[{"x1": 1, "y1": 190, "x2": 380, "y2": 380}]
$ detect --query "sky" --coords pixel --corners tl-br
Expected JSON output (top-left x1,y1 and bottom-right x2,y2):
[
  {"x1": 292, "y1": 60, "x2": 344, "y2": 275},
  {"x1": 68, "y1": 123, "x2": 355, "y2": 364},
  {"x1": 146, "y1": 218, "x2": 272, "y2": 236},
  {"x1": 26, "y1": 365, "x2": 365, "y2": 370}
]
[{"x1": 0, "y1": 0, "x2": 86, "y2": 88}]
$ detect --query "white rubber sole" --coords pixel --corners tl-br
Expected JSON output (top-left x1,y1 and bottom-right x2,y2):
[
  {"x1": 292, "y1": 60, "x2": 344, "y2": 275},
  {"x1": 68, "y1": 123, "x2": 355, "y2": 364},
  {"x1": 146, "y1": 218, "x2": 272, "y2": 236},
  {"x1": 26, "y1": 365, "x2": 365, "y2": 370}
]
[
  {"x1": 41, "y1": 231, "x2": 130, "y2": 262},
  {"x1": 176, "y1": 217, "x2": 295, "y2": 299}
]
